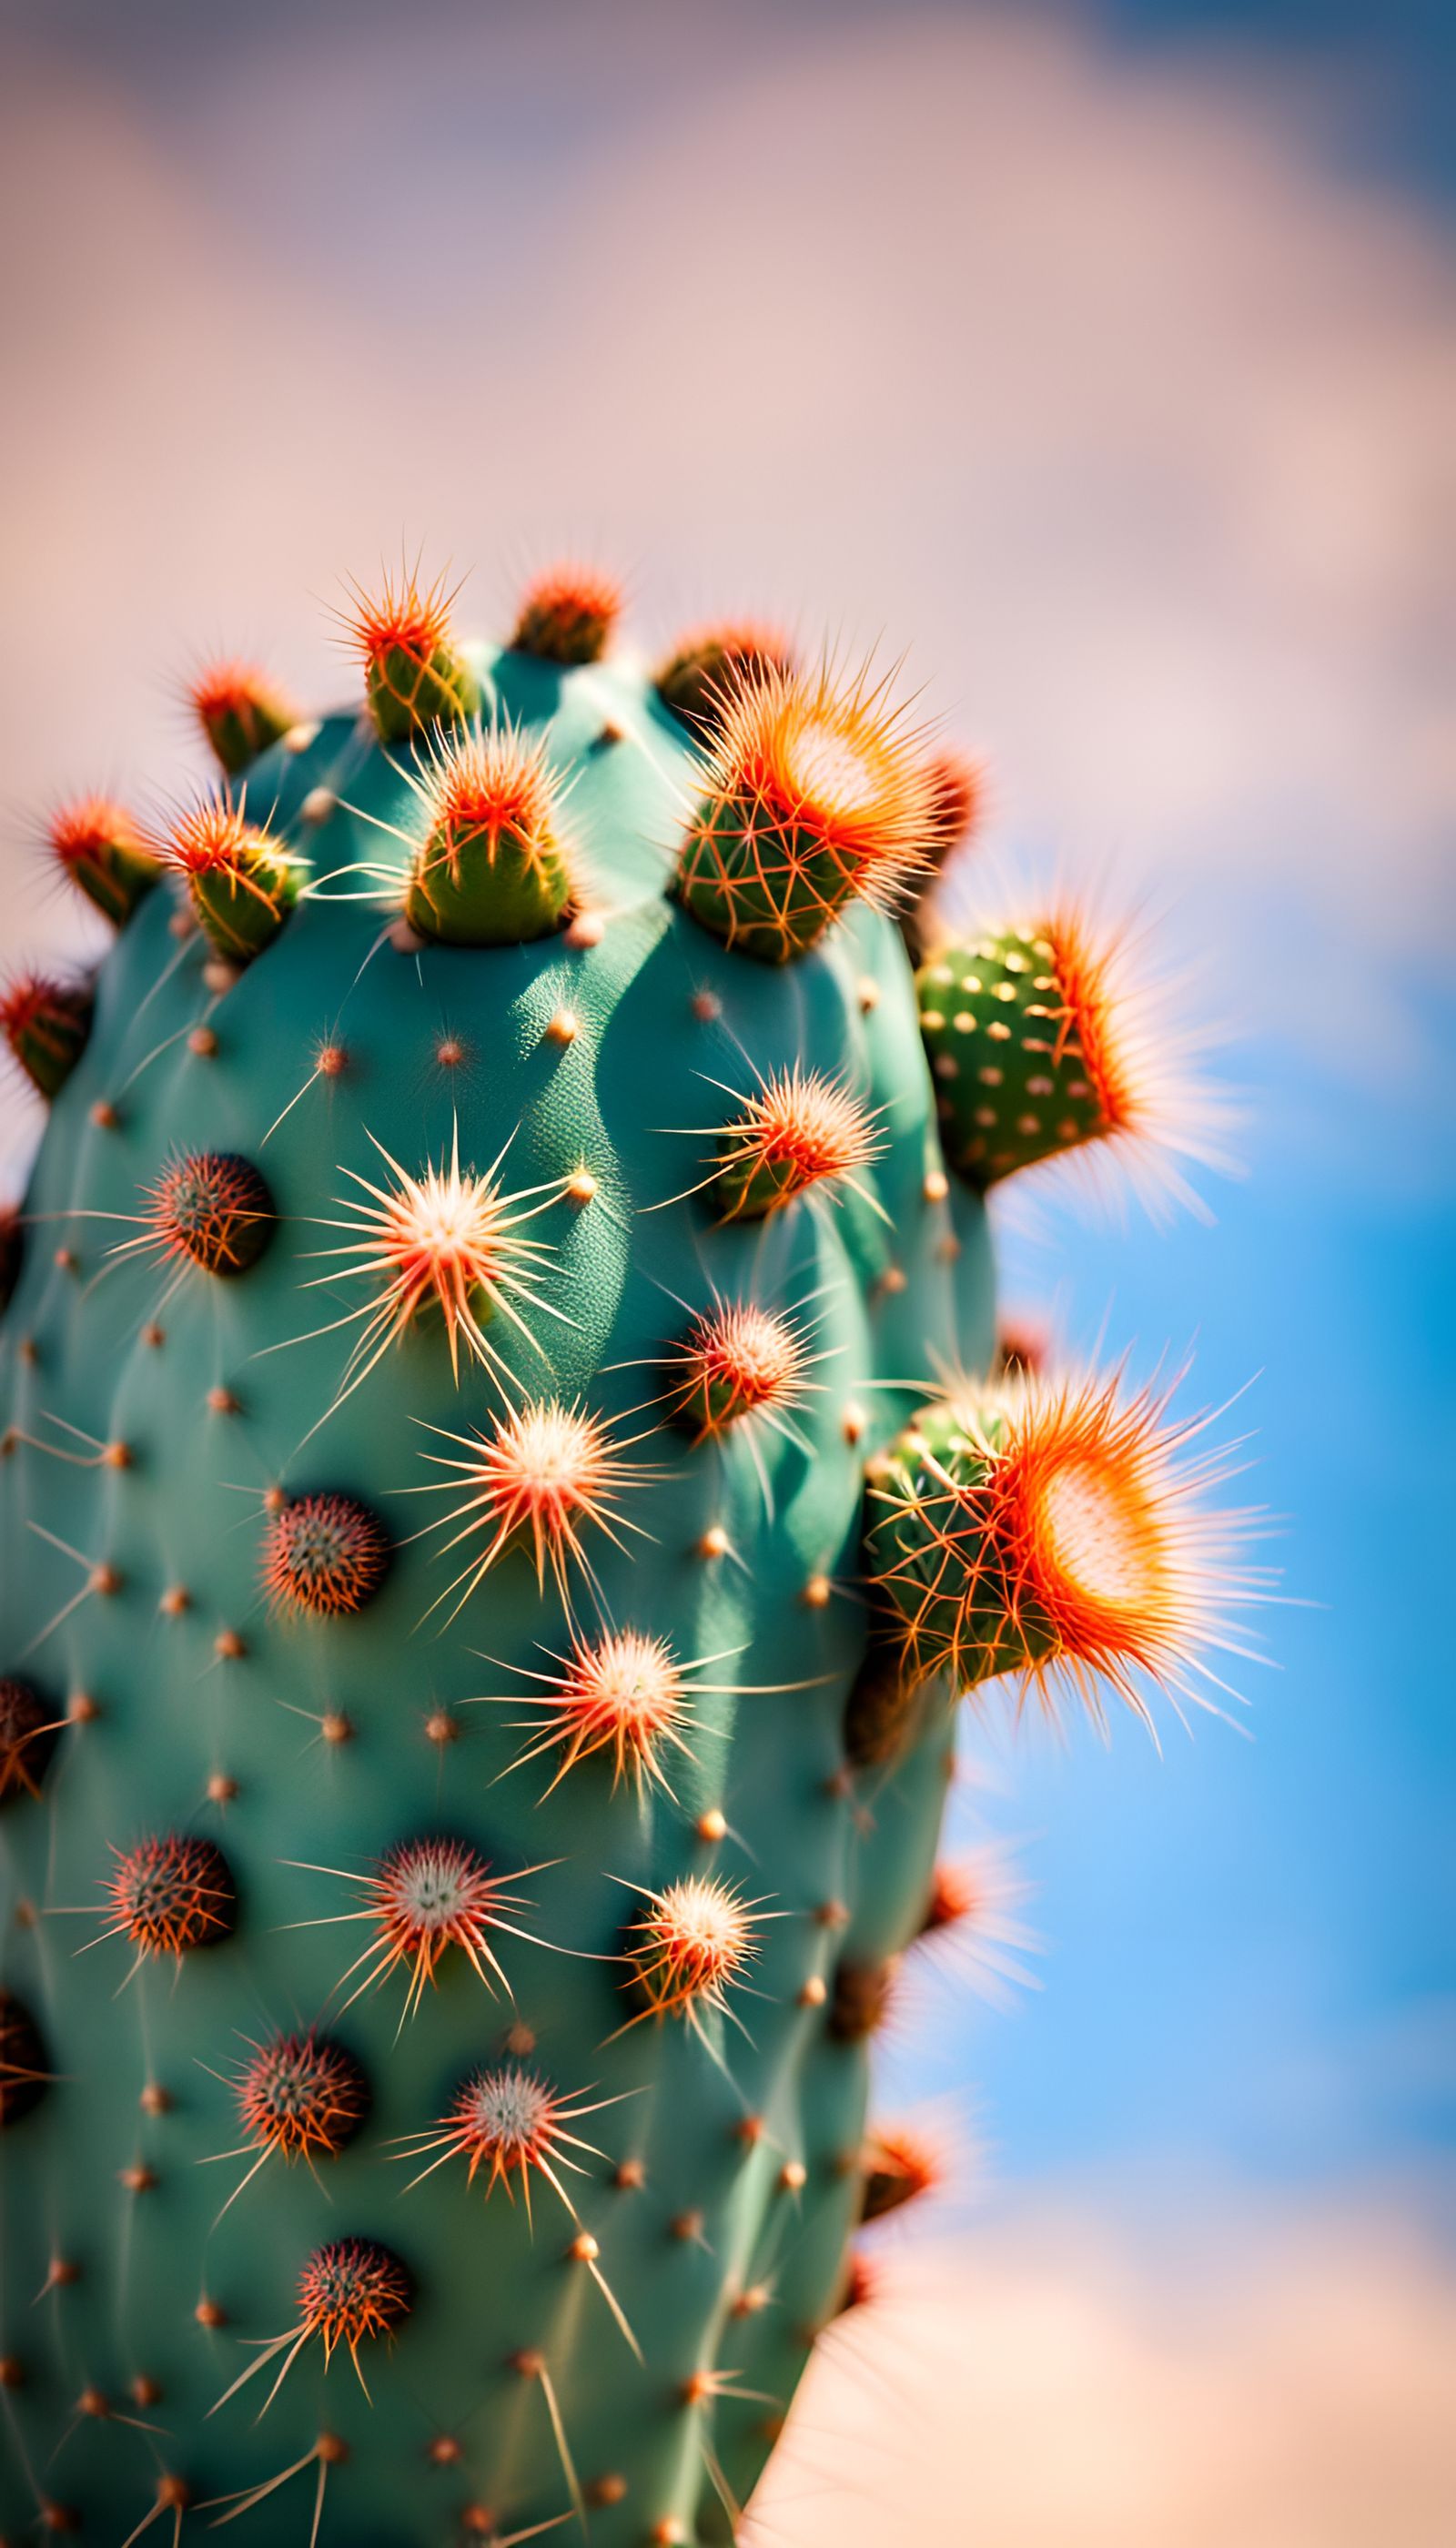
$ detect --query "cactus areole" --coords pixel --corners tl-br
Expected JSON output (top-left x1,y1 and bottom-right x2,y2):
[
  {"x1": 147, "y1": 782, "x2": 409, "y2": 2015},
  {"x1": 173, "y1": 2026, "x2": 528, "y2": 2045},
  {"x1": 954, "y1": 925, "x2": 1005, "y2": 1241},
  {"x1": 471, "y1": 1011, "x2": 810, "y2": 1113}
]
[{"x1": 0, "y1": 559, "x2": 1243, "y2": 2543}]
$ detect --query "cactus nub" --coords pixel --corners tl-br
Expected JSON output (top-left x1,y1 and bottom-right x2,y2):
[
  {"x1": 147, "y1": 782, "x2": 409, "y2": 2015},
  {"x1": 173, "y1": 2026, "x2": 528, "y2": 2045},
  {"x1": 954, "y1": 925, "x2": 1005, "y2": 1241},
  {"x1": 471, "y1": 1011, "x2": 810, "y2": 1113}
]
[
  {"x1": 499, "y1": 1628, "x2": 693, "y2": 1797},
  {"x1": 404, "y1": 724, "x2": 573, "y2": 945},
  {"x1": 665, "y1": 1300, "x2": 811, "y2": 1438},
  {"x1": 917, "y1": 905, "x2": 1222, "y2": 1207},
  {"x1": 424, "y1": 1400, "x2": 649, "y2": 1608},
  {"x1": 860, "y1": 2124, "x2": 941, "y2": 2222},
  {"x1": 654, "y1": 622, "x2": 796, "y2": 734},
  {"x1": 262, "y1": 1492, "x2": 390, "y2": 1617},
  {"x1": 623, "y1": 1876, "x2": 761, "y2": 2030},
  {"x1": 347, "y1": 567, "x2": 480, "y2": 742},
  {"x1": 190, "y1": 660, "x2": 300, "y2": 776},
  {"x1": 1, "y1": 973, "x2": 93, "y2": 1098},
  {"x1": 102, "y1": 1835, "x2": 237, "y2": 1963},
  {"x1": 675, "y1": 661, "x2": 932, "y2": 962},
  {"x1": 396, "y1": 2063, "x2": 605, "y2": 2211},
  {"x1": 49, "y1": 797, "x2": 161, "y2": 926},
  {"x1": 166, "y1": 795, "x2": 302, "y2": 963},
  {"x1": 139, "y1": 1151, "x2": 276, "y2": 1278},
  {"x1": 709, "y1": 1066, "x2": 882, "y2": 1220},
  {"x1": 511, "y1": 561, "x2": 621, "y2": 665},
  {"x1": 865, "y1": 1371, "x2": 1245, "y2": 1725},
  {"x1": 235, "y1": 2032, "x2": 369, "y2": 2165},
  {"x1": 293, "y1": 2238, "x2": 413, "y2": 2369}
]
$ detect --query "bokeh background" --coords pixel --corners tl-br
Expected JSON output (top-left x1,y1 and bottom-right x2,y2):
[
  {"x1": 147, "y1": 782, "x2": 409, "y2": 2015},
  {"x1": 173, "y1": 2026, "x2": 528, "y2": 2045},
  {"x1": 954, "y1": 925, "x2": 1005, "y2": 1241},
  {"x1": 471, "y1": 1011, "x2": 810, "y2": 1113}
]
[{"x1": 1, "y1": 1, "x2": 1451, "y2": 2537}]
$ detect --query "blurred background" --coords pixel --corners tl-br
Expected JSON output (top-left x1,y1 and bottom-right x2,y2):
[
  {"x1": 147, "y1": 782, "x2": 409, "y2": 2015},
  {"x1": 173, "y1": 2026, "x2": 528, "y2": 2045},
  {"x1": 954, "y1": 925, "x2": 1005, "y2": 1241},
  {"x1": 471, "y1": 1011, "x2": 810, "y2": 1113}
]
[{"x1": 0, "y1": 0, "x2": 1451, "y2": 2537}]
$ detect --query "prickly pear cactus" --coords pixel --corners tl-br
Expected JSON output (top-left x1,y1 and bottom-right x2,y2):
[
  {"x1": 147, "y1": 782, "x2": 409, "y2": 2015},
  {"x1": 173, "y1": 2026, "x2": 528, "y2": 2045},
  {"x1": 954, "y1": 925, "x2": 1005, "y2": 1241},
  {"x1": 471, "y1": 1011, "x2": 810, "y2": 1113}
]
[{"x1": 0, "y1": 561, "x2": 1239, "y2": 2547}]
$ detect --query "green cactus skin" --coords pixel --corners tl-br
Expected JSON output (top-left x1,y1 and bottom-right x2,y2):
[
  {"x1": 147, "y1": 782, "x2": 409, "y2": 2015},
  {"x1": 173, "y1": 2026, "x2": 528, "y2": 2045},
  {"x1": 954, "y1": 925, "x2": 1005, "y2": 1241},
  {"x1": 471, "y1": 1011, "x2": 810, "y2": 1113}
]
[
  {"x1": 916, "y1": 923, "x2": 1117, "y2": 1186},
  {"x1": 0, "y1": 625, "x2": 996, "y2": 2547}
]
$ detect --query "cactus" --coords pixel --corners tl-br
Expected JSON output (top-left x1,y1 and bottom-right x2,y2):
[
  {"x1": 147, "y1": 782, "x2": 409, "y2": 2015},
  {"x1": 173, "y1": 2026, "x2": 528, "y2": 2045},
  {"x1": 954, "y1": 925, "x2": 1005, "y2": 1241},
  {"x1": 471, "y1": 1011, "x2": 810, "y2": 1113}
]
[{"x1": 0, "y1": 555, "x2": 1246, "y2": 2546}]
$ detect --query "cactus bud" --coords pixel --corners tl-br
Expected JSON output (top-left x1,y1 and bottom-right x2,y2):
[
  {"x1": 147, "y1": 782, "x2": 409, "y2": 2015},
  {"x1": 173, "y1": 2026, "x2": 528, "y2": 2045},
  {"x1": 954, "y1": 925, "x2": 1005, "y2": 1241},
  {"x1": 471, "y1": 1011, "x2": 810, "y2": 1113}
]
[
  {"x1": 511, "y1": 561, "x2": 621, "y2": 665},
  {"x1": 49, "y1": 798, "x2": 160, "y2": 926},
  {"x1": 1, "y1": 973, "x2": 94, "y2": 1098},
  {"x1": 405, "y1": 725, "x2": 572, "y2": 945},
  {"x1": 190, "y1": 660, "x2": 300, "y2": 775},
  {"x1": 676, "y1": 662, "x2": 931, "y2": 962},
  {"x1": 166, "y1": 796, "x2": 302, "y2": 964},
  {"x1": 654, "y1": 621, "x2": 796, "y2": 734},
  {"x1": 347, "y1": 568, "x2": 480, "y2": 741}
]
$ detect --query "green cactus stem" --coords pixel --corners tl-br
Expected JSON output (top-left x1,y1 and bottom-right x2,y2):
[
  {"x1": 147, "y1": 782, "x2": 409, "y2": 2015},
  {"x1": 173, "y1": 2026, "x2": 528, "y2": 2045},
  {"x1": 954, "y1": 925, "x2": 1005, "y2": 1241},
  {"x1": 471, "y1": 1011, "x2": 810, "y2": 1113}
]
[{"x1": 0, "y1": 553, "x2": 1232, "y2": 2548}]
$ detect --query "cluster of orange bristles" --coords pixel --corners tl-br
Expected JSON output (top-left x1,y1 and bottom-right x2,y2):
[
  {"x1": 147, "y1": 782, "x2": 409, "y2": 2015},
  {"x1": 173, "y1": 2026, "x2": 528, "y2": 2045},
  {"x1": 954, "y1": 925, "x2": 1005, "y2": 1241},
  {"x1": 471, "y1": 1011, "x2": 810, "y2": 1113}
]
[{"x1": 101, "y1": 1835, "x2": 236, "y2": 1966}]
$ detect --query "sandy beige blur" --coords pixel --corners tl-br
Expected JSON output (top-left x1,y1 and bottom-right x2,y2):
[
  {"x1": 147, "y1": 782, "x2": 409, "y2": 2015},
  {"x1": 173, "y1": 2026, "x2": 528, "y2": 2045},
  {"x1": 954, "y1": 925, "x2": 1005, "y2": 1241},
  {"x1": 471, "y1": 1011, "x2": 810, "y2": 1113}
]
[{"x1": 748, "y1": 2206, "x2": 1456, "y2": 2548}]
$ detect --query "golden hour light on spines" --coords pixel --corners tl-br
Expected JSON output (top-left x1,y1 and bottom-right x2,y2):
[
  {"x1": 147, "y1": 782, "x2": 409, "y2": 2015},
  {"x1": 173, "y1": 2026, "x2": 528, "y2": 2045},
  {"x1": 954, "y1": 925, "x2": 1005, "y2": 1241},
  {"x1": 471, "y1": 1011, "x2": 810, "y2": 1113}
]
[
  {"x1": 511, "y1": 559, "x2": 622, "y2": 665},
  {"x1": 47, "y1": 795, "x2": 161, "y2": 927},
  {"x1": 418, "y1": 1397, "x2": 655, "y2": 1622},
  {"x1": 285, "y1": 1120, "x2": 571, "y2": 1411},
  {"x1": 868, "y1": 1365, "x2": 1263, "y2": 1732},
  {"x1": 911, "y1": 1845, "x2": 1040, "y2": 2008},
  {"x1": 283, "y1": 1836, "x2": 551, "y2": 2027},
  {"x1": 918, "y1": 896, "x2": 1234, "y2": 1218},
  {"x1": 675, "y1": 654, "x2": 934, "y2": 961}
]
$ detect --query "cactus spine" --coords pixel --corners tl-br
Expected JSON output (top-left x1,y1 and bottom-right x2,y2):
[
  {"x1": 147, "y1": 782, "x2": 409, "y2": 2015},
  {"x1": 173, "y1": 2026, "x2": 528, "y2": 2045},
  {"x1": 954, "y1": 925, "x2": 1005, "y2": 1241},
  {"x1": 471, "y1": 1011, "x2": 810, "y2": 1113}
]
[{"x1": 0, "y1": 552, "x2": 1244, "y2": 2545}]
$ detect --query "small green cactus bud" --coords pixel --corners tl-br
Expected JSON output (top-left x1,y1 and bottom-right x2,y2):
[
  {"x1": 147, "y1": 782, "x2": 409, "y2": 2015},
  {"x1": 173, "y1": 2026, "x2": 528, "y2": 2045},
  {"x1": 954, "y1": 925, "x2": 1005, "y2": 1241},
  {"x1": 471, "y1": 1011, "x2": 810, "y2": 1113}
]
[
  {"x1": 511, "y1": 561, "x2": 621, "y2": 665},
  {"x1": 865, "y1": 1370, "x2": 1239, "y2": 1724},
  {"x1": 653, "y1": 620, "x2": 796, "y2": 733},
  {"x1": 189, "y1": 659, "x2": 301, "y2": 775},
  {"x1": 165, "y1": 795, "x2": 302, "y2": 963},
  {"x1": 675, "y1": 661, "x2": 931, "y2": 962},
  {"x1": 917, "y1": 904, "x2": 1222, "y2": 1207},
  {"x1": 404, "y1": 725, "x2": 573, "y2": 945},
  {"x1": 49, "y1": 797, "x2": 161, "y2": 926},
  {"x1": 0, "y1": 972, "x2": 93, "y2": 1097},
  {"x1": 347, "y1": 567, "x2": 480, "y2": 740}
]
